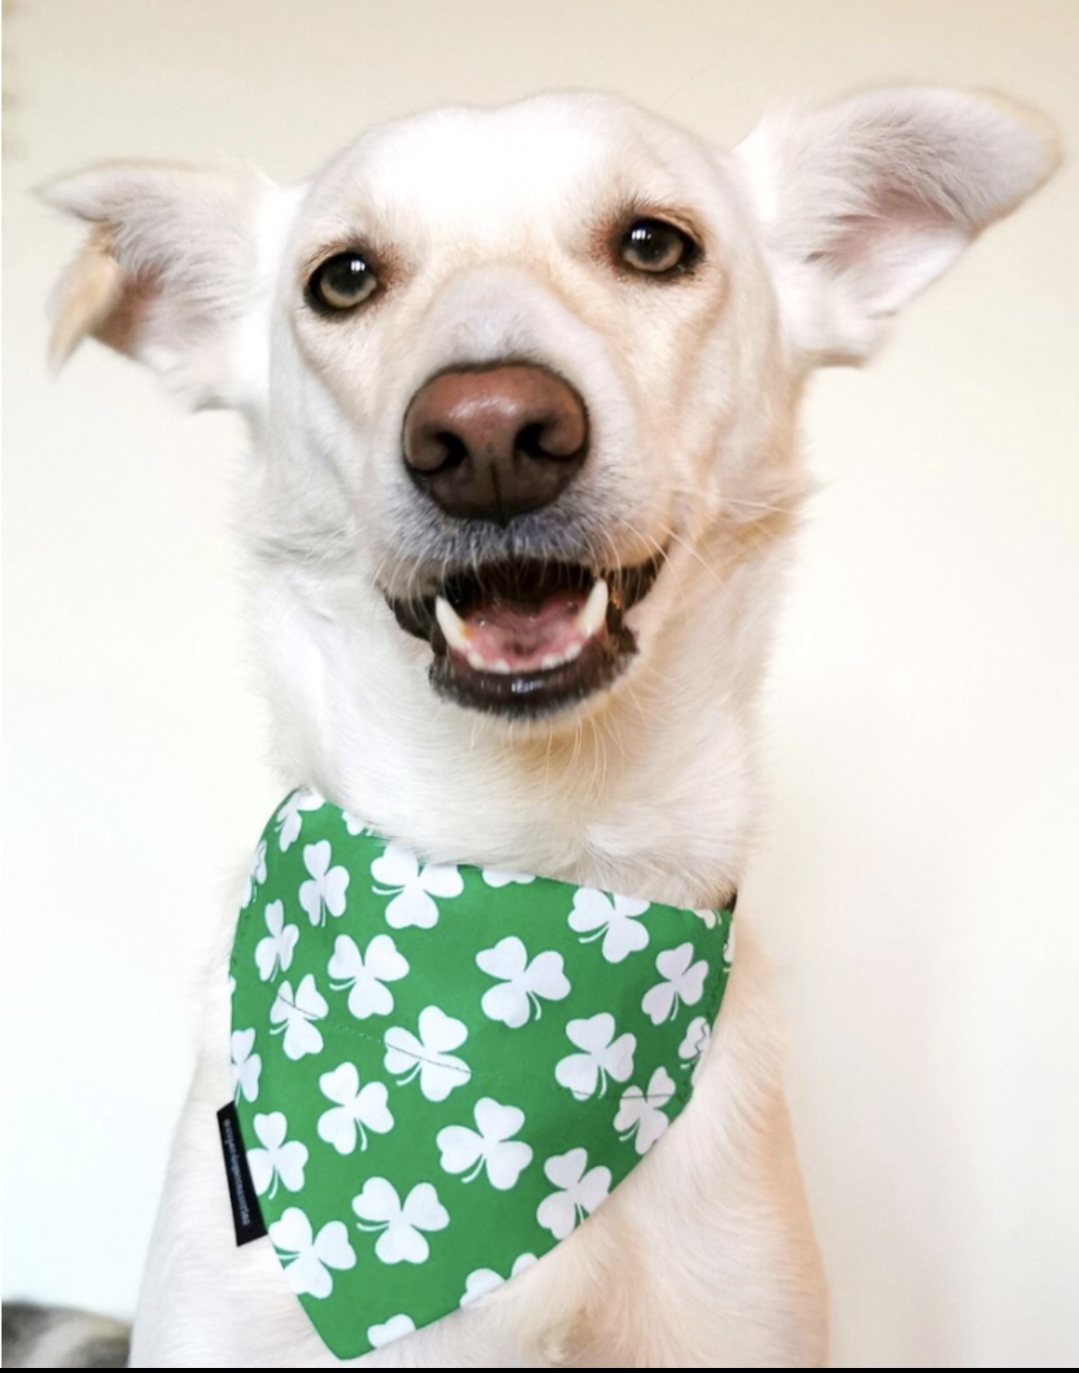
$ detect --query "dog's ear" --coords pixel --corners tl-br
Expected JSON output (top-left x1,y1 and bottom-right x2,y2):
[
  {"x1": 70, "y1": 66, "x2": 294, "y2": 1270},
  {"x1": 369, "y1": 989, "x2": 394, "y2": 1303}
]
[
  {"x1": 42, "y1": 160, "x2": 290, "y2": 408},
  {"x1": 735, "y1": 88, "x2": 1059, "y2": 363}
]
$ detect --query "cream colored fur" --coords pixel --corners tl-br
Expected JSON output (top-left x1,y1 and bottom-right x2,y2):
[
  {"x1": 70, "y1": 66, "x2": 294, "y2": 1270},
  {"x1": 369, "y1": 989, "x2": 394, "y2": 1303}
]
[{"x1": 47, "y1": 88, "x2": 1056, "y2": 1368}]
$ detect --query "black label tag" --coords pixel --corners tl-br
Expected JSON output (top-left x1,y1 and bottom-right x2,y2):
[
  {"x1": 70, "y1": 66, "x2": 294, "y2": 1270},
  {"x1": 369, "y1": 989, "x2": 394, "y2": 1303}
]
[{"x1": 217, "y1": 1102, "x2": 267, "y2": 1246}]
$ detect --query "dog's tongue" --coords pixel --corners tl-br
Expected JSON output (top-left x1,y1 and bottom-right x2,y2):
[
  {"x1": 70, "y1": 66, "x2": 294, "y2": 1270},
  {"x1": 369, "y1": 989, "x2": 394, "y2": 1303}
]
[{"x1": 436, "y1": 579, "x2": 609, "y2": 675}]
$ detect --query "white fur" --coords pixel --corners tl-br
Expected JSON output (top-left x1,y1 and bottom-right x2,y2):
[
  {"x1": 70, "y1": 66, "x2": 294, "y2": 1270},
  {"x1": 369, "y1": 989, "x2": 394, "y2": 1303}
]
[{"x1": 47, "y1": 88, "x2": 1056, "y2": 1367}]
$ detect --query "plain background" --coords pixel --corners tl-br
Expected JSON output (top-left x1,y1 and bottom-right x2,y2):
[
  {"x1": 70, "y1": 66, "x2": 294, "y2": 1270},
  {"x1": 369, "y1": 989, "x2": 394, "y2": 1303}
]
[{"x1": 3, "y1": 2, "x2": 1077, "y2": 1367}]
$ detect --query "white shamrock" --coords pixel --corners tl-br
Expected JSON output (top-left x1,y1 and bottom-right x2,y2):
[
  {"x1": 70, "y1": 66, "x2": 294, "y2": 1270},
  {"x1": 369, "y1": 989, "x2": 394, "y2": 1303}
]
[
  {"x1": 352, "y1": 1178, "x2": 449, "y2": 1265},
  {"x1": 275, "y1": 790, "x2": 324, "y2": 852},
  {"x1": 481, "y1": 868, "x2": 535, "y2": 888},
  {"x1": 243, "y1": 840, "x2": 267, "y2": 907},
  {"x1": 692, "y1": 907, "x2": 717, "y2": 928},
  {"x1": 230, "y1": 1028, "x2": 261, "y2": 1103},
  {"x1": 384, "y1": 1007, "x2": 471, "y2": 1102},
  {"x1": 554, "y1": 1013, "x2": 636, "y2": 1100},
  {"x1": 536, "y1": 1148, "x2": 611, "y2": 1240},
  {"x1": 371, "y1": 843, "x2": 464, "y2": 929},
  {"x1": 641, "y1": 943, "x2": 709, "y2": 1025},
  {"x1": 724, "y1": 924, "x2": 735, "y2": 967},
  {"x1": 436, "y1": 1098, "x2": 533, "y2": 1191},
  {"x1": 342, "y1": 811, "x2": 368, "y2": 836},
  {"x1": 299, "y1": 841, "x2": 350, "y2": 927},
  {"x1": 269, "y1": 1207, "x2": 356, "y2": 1299},
  {"x1": 476, "y1": 937, "x2": 570, "y2": 1028},
  {"x1": 317, "y1": 1062, "x2": 394, "y2": 1155},
  {"x1": 270, "y1": 974, "x2": 328, "y2": 1059},
  {"x1": 614, "y1": 1067, "x2": 676, "y2": 1156},
  {"x1": 255, "y1": 899, "x2": 299, "y2": 982},
  {"x1": 247, "y1": 1111, "x2": 309, "y2": 1198},
  {"x1": 460, "y1": 1253, "x2": 537, "y2": 1307},
  {"x1": 568, "y1": 889, "x2": 650, "y2": 963},
  {"x1": 328, "y1": 933, "x2": 409, "y2": 1019},
  {"x1": 367, "y1": 1314, "x2": 416, "y2": 1348},
  {"x1": 678, "y1": 1015, "x2": 711, "y2": 1086}
]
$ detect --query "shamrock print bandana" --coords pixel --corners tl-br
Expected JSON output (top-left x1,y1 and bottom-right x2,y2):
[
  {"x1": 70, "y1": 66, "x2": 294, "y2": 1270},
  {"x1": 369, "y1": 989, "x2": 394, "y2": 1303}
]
[{"x1": 229, "y1": 789, "x2": 734, "y2": 1359}]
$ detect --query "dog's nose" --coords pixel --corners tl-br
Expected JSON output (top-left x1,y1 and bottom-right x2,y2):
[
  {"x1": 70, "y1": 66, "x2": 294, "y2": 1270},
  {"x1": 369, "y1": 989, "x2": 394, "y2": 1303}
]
[{"x1": 403, "y1": 365, "x2": 588, "y2": 524}]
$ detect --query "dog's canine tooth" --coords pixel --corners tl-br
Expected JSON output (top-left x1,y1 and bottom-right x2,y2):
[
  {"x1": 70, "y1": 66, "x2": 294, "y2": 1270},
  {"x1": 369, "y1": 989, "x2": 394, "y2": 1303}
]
[
  {"x1": 574, "y1": 578, "x2": 609, "y2": 639},
  {"x1": 435, "y1": 596, "x2": 472, "y2": 652}
]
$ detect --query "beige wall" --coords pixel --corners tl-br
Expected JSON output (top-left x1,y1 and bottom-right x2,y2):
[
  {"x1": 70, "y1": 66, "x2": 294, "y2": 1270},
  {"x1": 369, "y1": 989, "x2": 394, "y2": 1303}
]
[{"x1": 4, "y1": 2, "x2": 1077, "y2": 1366}]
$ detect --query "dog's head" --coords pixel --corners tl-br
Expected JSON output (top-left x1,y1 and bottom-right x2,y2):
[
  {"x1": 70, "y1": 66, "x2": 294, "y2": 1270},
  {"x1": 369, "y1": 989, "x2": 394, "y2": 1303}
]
[{"x1": 45, "y1": 89, "x2": 1055, "y2": 863}]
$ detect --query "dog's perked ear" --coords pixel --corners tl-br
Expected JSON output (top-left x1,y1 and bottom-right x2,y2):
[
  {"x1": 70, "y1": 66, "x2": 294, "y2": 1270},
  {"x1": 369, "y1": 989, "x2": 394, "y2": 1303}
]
[
  {"x1": 41, "y1": 160, "x2": 287, "y2": 409},
  {"x1": 735, "y1": 88, "x2": 1060, "y2": 364}
]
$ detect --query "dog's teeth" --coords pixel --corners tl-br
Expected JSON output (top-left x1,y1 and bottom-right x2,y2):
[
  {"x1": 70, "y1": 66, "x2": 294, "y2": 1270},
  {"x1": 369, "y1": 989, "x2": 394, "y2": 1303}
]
[
  {"x1": 564, "y1": 641, "x2": 583, "y2": 662},
  {"x1": 467, "y1": 650, "x2": 487, "y2": 672},
  {"x1": 575, "y1": 578, "x2": 609, "y2": 639},
  {"x1": 491, "y1": 659, "x2": 512, "y2": 674},
  {"x1": 435, "y1": 596, "x2": 472, "y2": 653},
  {"x1": 540, "y1": 654, "x2": 560, "y2": 670}
]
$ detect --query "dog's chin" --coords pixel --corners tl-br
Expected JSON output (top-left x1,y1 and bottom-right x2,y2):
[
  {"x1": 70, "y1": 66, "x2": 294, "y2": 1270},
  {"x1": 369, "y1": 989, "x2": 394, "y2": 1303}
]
[{"x1": 385, "y1": 553, "x2": 665, "y2": 720}]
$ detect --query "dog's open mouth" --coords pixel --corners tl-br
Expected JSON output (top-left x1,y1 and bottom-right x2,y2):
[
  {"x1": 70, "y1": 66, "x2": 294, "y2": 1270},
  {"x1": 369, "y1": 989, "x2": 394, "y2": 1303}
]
[{"x1": 387, "y1": 554, "x2": 664, "y2": 715}]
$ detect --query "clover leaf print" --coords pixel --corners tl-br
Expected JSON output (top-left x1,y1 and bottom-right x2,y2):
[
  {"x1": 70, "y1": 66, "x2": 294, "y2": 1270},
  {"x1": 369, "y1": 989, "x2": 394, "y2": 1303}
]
[
  {"x1": 554, "y1": 1013, "x2": 636, "y2": 1100},
  {"x1": 230, "y1": 1029, "x2": 262, "y2": 1103},
  {"x1": 243, "y1": 840, "x2": 267, "y2": 908},
  {"x1": 367, "y1": 1314, "x2": 417, "y2": 1349},
  {"x1": 384, "y1": 1007, "x2": 471, "y2": 1102},
  {"x1": 352, "y1": 1178, "x2": 449, "y2": 1265},
  {"x1": 641, "y1": 943, "x2": 709, "y2": 1025},
  {"x1": 328, "y1": 933, "x2": 409, "y2": 1020},
  {"x1": 274, "y1": 789, "x2": 324, "y2": 852},
  {"x1": 371, "y1": 843, "x2": 464, "y2": 929},
  {"x1": 317, "y1": 1062, "x2": 394, "y2": 1155},
  {"x1": 269, "y1": 1207, "x2": 356, "y2": 1300},
  {"x1": 678, "y1": 1015, "x2": 711, "y2": 1086},
  {"x1": 460, "y1": 1254, "x2": 537, "y2": 1307},
  {"x1": 247, "y1": 1111, "x2": 309, "y2": 1199},
  {"x1": 299, "y1": 841, "x2": 350, "y2": 927},
  {"x1": 692, "y1": 907, "x2": 717, "y2": 929},
  {"x1": 436, "y1": 1098, "x2": 533, "y2": 1191},
  {"x1": 536, "y1": 1149, "x2": 611, "y2": 1240},
  {"x1": 476, "y1": 937, "x2": 570, "y2": 1028},
  {"x1": 614, "y1": 1067, "x2": 676, "y2": 1156},
  {"x1": 568, "y1": 889, "x2": 650, "y2": 963},
  {"x1": 342, "y1": 811, "x2": 368, "y2": 836},
  {"x1": 255, "y1": 900, "x2": 299, "y2": 982},
  {"x1": 481, "y1": 868, "x2": 536, "y2": 888},
  {"x1": 724, "y1": 924, "x2": 735, "y2": 969},
  {"x1": 270, "y1": 974, "x2": 328, "y2": 1060}
]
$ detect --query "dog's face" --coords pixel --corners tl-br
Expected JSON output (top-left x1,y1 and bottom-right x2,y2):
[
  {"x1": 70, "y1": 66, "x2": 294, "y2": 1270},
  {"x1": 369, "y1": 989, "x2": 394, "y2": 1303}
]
[
  {"x1": 274, "y1": 94, "x2": 790, "y2": 719},
  {"x1": 47, "y1": 89, "x2": 1054, "y2": 793}
]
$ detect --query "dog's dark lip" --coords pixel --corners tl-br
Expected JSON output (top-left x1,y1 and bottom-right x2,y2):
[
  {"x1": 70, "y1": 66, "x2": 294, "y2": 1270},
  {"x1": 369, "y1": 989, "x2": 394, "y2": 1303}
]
[{"x1": 384, "y1": 551, "x2": 666, "y2": 718}]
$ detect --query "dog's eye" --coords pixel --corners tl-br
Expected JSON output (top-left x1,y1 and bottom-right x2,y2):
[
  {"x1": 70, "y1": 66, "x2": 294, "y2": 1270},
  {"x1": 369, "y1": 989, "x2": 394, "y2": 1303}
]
[
  {"x1": 619, "y1": 219, "x2": 698, "y2": 275},
  {"x1": 307, "y1": 251, "x2": 378, "y2": 312}
]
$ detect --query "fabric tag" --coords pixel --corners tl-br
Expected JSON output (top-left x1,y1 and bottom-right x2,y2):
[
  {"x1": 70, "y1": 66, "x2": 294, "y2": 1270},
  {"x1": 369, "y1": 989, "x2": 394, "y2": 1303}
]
[{"x1": 217, "y1": 1101, "x2": 267, "y2": 1246}]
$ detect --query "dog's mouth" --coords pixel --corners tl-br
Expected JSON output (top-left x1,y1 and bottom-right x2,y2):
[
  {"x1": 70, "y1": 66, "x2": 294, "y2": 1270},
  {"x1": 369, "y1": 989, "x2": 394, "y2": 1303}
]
[{"x1": 387, "y1": 554, "x2": 665, "y2": 716}]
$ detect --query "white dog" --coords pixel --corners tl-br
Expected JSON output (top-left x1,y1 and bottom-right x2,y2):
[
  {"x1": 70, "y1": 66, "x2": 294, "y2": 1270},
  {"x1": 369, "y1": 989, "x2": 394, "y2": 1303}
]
[{"x1": 42, "y1": 87, "x2": 1055, "y2": 1368}]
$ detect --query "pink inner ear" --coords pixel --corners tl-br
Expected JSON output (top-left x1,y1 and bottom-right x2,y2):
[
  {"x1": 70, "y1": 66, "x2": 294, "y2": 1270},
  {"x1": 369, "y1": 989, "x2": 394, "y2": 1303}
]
[
  {"x1": 96, "y1": 266, "x2": 161, "y2": 353},
  {"x1": 809, "y1": 183, "x2": 968, "y2": 316},
  {"x1": 816, "y1": 186, "x2": 955, "y2": 273}
]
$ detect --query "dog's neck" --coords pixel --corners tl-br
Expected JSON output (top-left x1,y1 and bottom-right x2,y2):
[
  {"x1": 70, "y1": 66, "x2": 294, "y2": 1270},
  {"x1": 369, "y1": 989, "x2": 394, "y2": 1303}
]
[{"x1": 254, "y1": 516, "x2": 793, "y2": 910}]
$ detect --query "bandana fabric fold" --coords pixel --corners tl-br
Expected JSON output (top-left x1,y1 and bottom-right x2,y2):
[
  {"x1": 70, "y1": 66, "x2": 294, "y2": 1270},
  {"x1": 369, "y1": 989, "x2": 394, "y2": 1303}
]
[{"x1": 229, "y1": 789, "x2": 734, "y2": 1358}]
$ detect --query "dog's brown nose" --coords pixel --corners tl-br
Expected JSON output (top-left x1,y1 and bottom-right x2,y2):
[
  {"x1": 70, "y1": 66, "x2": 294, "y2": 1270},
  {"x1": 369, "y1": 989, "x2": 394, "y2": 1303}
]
[{"x1": 403, "y1": 365, "x2": 588, "y2": 524}]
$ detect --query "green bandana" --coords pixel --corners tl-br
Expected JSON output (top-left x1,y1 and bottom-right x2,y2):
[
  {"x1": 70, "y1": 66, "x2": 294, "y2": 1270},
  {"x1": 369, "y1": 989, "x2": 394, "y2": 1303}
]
[{"x1": 229, "y1": 789, "x2": 734, "y2": 1359}]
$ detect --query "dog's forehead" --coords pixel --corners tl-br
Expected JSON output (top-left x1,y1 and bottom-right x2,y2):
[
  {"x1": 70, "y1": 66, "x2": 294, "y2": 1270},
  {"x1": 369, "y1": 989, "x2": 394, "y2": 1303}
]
[{"x1": 295, "y1": 94, "x2": 721, "y2": 250}]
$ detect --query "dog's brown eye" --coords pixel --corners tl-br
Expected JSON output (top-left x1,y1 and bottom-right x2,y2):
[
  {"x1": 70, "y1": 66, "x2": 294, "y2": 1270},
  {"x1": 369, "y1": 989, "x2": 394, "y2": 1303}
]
[
  {"x1": 308, "y1": 251, "x2": 378, "y2": 312},
  {"x1": 619, "y1": 219, "x2": 698, "y2": 275}
]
